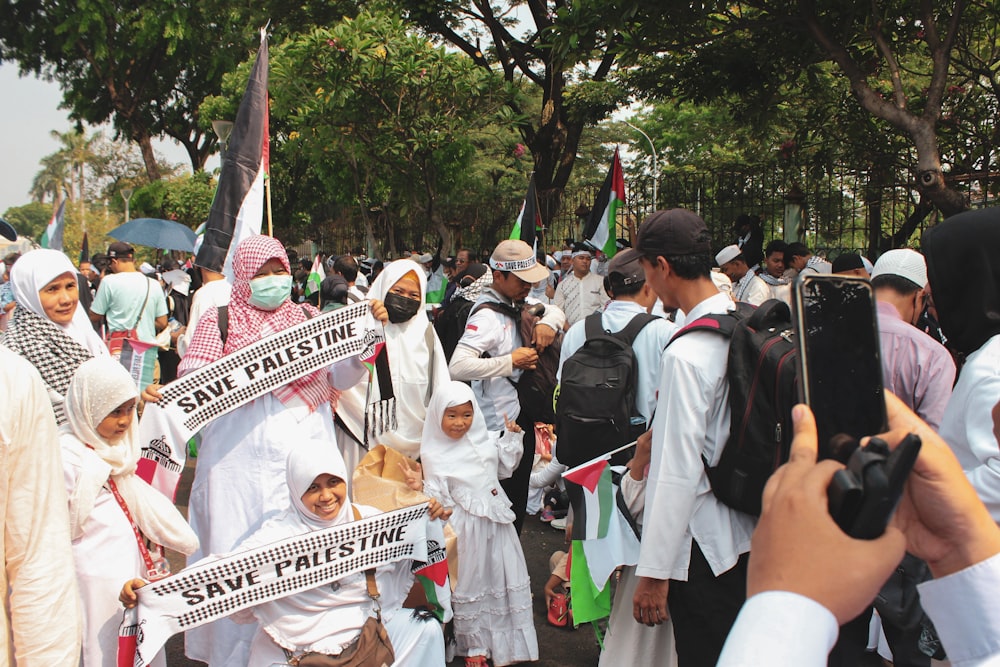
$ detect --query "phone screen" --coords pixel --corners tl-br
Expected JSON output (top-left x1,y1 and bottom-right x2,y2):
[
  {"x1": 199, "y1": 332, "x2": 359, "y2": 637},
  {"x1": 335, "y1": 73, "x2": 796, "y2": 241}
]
[{"x1": 794, "y1": 275, "x2": 887, "y2": 459}]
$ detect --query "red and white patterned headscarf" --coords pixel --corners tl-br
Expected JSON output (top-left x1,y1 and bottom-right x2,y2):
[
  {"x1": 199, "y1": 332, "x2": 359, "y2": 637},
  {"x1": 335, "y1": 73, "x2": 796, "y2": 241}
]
[{"x1": 179, "y1": 235, "x2": 333, "y2": 411}]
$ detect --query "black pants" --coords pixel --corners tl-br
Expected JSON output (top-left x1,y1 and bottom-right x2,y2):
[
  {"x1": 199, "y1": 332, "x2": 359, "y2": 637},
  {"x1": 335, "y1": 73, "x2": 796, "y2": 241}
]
[
  {"x1": 499, "y1": 410, "x2": 536, "y2": 535},
  {"x1": 667, "y1": 542, "x2": 749, "y2": 667}
]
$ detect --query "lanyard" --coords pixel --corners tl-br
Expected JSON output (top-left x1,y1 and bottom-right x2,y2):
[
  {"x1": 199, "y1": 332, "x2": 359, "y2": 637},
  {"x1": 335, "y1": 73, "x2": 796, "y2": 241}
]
[{"x1": 106, "y1": 476, "x2": 171, "y2": 581}]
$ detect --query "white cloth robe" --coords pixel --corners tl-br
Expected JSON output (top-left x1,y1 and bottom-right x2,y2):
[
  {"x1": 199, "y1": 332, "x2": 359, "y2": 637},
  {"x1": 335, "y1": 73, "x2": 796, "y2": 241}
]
[{"x1": 61, "y1": 436, "x2": 167, "y2": 667}]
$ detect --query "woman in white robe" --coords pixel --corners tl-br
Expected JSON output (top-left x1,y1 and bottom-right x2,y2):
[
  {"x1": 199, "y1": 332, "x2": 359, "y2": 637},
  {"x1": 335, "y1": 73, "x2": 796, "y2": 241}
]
[
  {"x1": 164, "y1": 235, "x2": 371, "y2": 666},
  {"x1": 419, "y1": 381, "x2": 538, "y2": 667},
  {"x1": 61, "y1": 357, "x2": 198, "y2": 667},
  {"x1": 3, "y1": 248, "x2": 107, "y2": 424},
  {"x1": 336, "y1": 259, "x2": 449, "y2": 469}
]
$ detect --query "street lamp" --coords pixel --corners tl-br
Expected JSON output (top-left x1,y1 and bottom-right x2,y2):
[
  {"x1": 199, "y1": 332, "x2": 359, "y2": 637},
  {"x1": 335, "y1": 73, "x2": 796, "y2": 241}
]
[
  {"x1": 212, "y1": 120, "x2": 235, "y2": 167},
  {"x1": 625, "y1": 121, "x2": 658, "y2": 209},
  {"x1": 121, "y1": 188, "x2": 134, "y2": 223}
]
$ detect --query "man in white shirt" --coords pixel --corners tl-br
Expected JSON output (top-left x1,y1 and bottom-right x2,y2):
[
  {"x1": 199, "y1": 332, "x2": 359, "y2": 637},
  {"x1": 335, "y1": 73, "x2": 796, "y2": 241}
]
[
  {"x1": 553, "y1": 245, "x2": 609, "y2": 328},
  {"x1": 715, "y1": 244, "x2": 770, "y2": 306},
  {"x1": 449, "y1": 239, "x2": 565, "y2": 532},
  {"x1": 633, "y1": 209, "x2": 756, "y2": 666},
  {"x1": 756, "y1": 239, "x2": 791, "y2": 304},
  {"x1": 718, "y1": 394, "x2": 1000, "y2": 667},
  {"x1": 786, "y1": 241, "x2": 832, "y2": 276},
  {"x1": 557, "y1": 249, "x2": 677, "y2": 664},
  {"x1": 177, "y1": 264, "x2": 232, "y2": 358}
]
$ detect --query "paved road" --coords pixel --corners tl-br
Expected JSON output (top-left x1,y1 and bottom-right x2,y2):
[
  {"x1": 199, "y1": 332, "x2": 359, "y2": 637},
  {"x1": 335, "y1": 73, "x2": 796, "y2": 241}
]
[{"x1": 164, "y1": 461, "x2": 601, "y2": 666}]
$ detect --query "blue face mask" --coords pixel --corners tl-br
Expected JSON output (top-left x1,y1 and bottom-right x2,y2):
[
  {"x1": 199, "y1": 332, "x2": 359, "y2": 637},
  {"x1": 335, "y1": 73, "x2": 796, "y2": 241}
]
[{"x1": 248, "y1": 274, "x2": 292, "y2": 310}]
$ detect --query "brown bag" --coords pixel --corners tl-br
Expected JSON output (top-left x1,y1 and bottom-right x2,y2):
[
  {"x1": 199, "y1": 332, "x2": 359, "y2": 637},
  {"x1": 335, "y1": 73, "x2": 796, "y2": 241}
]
[
  {"x1": 287, "y1": 506, "x2": 394, "y2": 667},
  {"x1": 292, "y1": 614, "x2": 394, "y2": 667}
]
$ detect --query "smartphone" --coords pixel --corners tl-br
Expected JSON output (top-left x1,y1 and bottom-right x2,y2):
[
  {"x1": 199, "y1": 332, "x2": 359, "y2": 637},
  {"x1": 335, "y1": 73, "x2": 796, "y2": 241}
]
[{"x1": 793, "y1": 274, "x2": 887, "y2": 460}]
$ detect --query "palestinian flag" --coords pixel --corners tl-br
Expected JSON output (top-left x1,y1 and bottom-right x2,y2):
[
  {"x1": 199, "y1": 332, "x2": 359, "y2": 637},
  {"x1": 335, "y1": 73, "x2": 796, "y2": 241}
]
[
  {"x1": 305, "y1": 254, "x2": 325, "y2": 299},
  {"x1": 509, "y1": 172, "x2": 542, "y2": 252},
  {"x1": 563, "y1": 456, "x2": 640, "y2": 624},
  {"x1": 565, "y1": 458, "x2": 614, "y2": 541},
  {"x1": 412, "y1": 518, "x2": 453, "y2": 622},
  {"x1": 196, "y1": 28, "x2": 269, "y2": 278},
  {"x1": 582, "y1": 147, "x2": 625, "y2": 259},
  {"x1": 40, "y1": 198, "x2": 66, "y2": 251}
]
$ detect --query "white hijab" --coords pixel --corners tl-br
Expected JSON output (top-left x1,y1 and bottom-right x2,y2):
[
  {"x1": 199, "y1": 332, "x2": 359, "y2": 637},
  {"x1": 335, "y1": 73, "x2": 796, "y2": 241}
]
[
  {"x1": 242, "y1": 440, "x2": 372, "y2": 652},
  {"x1": 10, "y1": 248, "x2": 107, "y2": 356},
  {"x1": 345, "y1": 259, "x2": 449, "y2": 458},
  {"x1": 420, "y1": 381, "x2": 514, "y2": 521},
  {"x1": 61, "y1": 357, "x2": 198, "y2": 554}
]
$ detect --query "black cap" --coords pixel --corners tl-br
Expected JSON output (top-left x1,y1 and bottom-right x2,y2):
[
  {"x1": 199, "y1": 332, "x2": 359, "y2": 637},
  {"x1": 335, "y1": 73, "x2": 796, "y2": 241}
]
[
  {"x1": 832, "y1": 253, "x2": 865, "y2": 273},
  {"x1": 606, "y1": 248, "x2": 645, "y2": 287},
  {"x1": 637, "y1": 209, "x2": 712, "y2": 257},
  {"x1": 107, "y1": 241, "x2": 135, "y2": 258}
]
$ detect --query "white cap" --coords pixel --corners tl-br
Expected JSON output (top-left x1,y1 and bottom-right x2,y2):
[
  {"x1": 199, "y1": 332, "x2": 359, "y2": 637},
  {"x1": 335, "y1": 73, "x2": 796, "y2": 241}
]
[
  {"x1": 871, "y1": 249, "x2": 927, "y2": 288},
  {"x1": 715, "y1": 244, "x2": 742, "y2": 266}
]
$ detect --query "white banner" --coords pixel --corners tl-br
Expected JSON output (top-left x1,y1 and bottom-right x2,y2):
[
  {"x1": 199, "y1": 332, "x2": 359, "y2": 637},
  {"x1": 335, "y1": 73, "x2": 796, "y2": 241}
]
[
  {"x1": 120, "y1": 504, "x2": 430, "y2": 667},
  {"x1": 136, "y1": 302, "x2": 381, "y2": 498}
]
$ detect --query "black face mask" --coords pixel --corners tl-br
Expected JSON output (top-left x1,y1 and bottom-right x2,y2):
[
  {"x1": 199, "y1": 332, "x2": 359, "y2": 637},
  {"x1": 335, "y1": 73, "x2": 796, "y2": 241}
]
[{"x1": 384, "y1": 292, "x2": 421, "y2": 323}]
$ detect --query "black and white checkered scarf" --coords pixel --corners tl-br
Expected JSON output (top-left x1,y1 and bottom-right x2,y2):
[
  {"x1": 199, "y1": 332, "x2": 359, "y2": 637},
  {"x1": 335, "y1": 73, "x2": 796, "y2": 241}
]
[{"x1": 2, "y1": 306, "x2": 94, "y2": 423}]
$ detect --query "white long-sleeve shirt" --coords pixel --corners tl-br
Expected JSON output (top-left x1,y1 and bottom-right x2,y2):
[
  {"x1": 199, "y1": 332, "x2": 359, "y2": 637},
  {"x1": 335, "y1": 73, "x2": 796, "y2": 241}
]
[
  {"x1": 636, "y1": 292, "x2": 756, "y2": 581},
  {"x1": 718, "y1": 552, "x2": 1000, "y2": 666},
  {"x1": 1, "y1": 347, "x2": 82, "y2": 666},
  {"x1": 938, "y1": 333, "x2": 1000, "y2": 520}
]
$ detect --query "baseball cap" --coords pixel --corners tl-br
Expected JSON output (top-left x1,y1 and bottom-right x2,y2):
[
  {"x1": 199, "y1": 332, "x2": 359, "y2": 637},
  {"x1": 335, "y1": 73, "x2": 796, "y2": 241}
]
[
  {"x1": 107, "y1": 241, "x2": 135, "y2": 258},
  {"x1": 871, "y1": 249, "x2": 927, "y2": 288},
  {"x1": 715, "y1": 244, "x2": 742, "y2": 266},
  {"x1": 489, "y1": 239, "x2": 549, "y2": 283},
  {"x1": 637, "y1": 209, "x2": 712, "y2": 257},
  {"x1": 606, "y1": 248, "x2": 645, "y2": 287}
]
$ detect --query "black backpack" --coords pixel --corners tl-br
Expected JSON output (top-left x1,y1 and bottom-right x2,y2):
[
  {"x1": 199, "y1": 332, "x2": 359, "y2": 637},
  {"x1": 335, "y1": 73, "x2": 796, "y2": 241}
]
[
  {"x1": 555, "y1": 312, "x2": 658, "y2": 469},
  {"x1": 669, "y1": 299, "x2": 798, "y2": 515}
]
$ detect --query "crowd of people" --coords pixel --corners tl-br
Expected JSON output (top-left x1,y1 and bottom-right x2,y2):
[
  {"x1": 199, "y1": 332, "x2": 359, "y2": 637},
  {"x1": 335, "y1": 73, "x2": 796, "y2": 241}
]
[{"x1": 1, "y1": 205, "x2": 999, "y2": 667}]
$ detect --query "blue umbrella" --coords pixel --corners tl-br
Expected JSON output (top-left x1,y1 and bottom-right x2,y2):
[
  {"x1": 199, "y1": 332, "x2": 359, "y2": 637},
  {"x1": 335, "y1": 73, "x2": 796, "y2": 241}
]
[{"x1": 108, "y1": 218, "x2": 198, "y2": 252}]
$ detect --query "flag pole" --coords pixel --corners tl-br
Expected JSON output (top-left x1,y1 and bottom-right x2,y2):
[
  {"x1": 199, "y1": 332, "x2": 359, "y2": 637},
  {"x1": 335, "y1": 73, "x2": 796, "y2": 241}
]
[
  {"x1": 560, "y1": 440, "x2": 638, "y2": 478},
  {"x1": 265, "y1": 177, "x2": 273, "y2": 237}
]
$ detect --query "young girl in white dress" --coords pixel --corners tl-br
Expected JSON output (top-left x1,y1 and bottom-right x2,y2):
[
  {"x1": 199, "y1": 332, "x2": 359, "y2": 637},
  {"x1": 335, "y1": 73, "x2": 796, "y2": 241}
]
[
  {"x1": 61, "y1": 357, "x2": 198, "y2": 666},
  {"x1": 418, "y1": 381, "x2": 538, "y2": 666}
]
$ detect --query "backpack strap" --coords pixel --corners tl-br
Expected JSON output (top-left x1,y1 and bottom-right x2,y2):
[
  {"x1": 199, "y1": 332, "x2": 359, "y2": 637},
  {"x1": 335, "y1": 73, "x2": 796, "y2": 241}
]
[
  {"x1": 667, "y1": 302, "x2": 754, "y2": 346},
  {"x1": 584, "y1": 311, "x2": 658, "y2": 346},
  {"x1": 217, "y1": 305, "x2": 229, "y2": 345},
  {"x1": 470, "y1": 299, "x2": 521, "y2": 321}
]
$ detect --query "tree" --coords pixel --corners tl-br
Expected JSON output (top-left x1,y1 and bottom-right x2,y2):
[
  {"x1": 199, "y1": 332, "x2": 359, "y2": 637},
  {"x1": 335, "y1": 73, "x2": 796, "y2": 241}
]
[
  {"x1": 623, "y1": 0, "x2": 977, "y2": 216},
  {"x1": 262, "y1": 11, "x2": 515, "y2": 256},
  {"x1": 0, "y1": 0, "x2": 359, "y2": 179},
  {"x1": 2, "y1": 202, "x2": 51, "y2": 241},
  {"x1": 394, "y1": 0, "x2": 634, "y2": 226}
]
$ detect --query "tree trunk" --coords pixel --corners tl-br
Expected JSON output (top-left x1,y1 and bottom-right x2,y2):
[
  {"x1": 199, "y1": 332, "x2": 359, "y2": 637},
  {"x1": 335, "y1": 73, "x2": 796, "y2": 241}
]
[
  {"x1": 911, "y1": 120, "x2": 968, "y2": 216},
  {"x1": 136, "y1": 131, "x2": 162, "y2": 181}
]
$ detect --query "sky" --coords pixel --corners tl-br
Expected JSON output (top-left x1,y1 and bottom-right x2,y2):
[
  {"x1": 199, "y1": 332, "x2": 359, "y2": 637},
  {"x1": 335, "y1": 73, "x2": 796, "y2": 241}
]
[{"x1": 0, "y1": 62, "x2": 198, "y2": 215}]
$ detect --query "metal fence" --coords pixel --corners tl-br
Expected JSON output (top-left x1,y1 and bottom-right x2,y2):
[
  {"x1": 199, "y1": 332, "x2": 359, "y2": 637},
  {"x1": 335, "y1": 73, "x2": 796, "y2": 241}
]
[
  {"x1": 302, "y1": 162, "x2": 1000, "y2": 261},
  {"x1": 548, "y1": 164, "x2": 1000, "y2": 259}
]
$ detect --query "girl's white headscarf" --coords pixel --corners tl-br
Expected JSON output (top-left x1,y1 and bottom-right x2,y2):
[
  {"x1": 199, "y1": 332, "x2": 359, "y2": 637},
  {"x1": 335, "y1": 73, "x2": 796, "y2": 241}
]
[
  {"x1": 10, "y1": 248, "x2": 106, "y2": 355},
  {"x1": 420, "y1": 381, "x2": 514, "y2": 521},
  {"x1": 286, "y1": 439, "x2": 353, "y2": 530},
  {"x1": 62, "y1": 357, "x2": 198, "y2": 554},
  {"x1": 240, "y1": 440, "x2": 370, "y2": 651}
]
